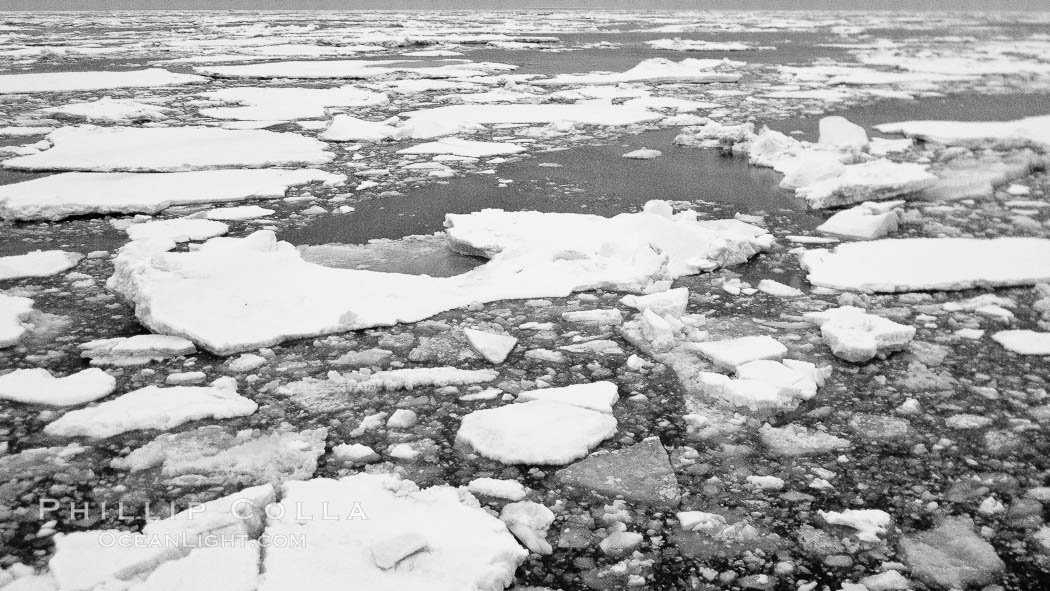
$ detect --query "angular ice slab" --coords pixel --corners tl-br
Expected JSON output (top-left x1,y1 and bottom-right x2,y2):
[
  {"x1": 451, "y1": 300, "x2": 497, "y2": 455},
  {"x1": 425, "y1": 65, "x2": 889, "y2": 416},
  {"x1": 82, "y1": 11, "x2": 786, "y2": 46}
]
[
  {"x1": 43, "y1": 96, "x2": 174, "y2": 123},
  {"x1": 199, "y1": 85, "x2": 389, "y2": 121},
  {"x1": 259, "y1": 473, "x2": 527, "y2": 591},
  {"x1": 0, "y1": 169, "x2": 344, "y2": 221},
  {"x1": 534, "y1": 57, "x2": 742, "y2": 85},
  {"x1": 804, "y1": 306, "x2": 916, "y2": 362},
  {"x1": 0, "y1": 68, "x2": 206, "y2": 94},
  {"x1": 795, "y1": 159, "x2": 937, "y2": 209},
  {"x1": 874, "y1": 115, "x2": 1050, "y2": 150},
  {"x1": 2, "y1": 125, "x2": 334, "y2": 172},
  {"x1": 109, "y1": 201, "x2": 771, "y2": 354},
  {"x1": 802, "y1": 238, "x2": 1050, "y2": 292}
]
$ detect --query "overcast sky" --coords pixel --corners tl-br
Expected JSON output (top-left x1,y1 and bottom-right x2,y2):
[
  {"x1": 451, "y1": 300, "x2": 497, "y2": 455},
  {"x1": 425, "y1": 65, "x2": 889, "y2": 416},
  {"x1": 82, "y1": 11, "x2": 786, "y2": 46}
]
[{"x1": 2, "y1": 0, "x2": 1046, "y2": 11}]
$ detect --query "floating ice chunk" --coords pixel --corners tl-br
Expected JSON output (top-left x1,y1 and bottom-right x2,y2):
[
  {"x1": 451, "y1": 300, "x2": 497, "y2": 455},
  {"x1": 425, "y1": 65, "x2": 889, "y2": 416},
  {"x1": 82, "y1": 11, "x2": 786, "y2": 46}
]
[
  {"x1": 3, "y1": 126, "x2": 334, "y2": 172},
  {"x1": 228, "y1": 353, "x2": 267, "y2": 372},
  {"x1": 126, "y1": 219, "x2": 229, "y2": 243},
  {"x1": 698, "y1": 359, "x2": 828, "y2": 412},
  {"x1": 515, "y1": 381, "x2": 619, "y2": 413},
  {"x1": 463, "y1": 328, "x2": 517, "y2": 364},
  {"x1": 803, "y1": 306, "x2": 915, "y2": 362},
  {"x1": 467, "y1": 478, "x2": 528, "y2": 501},
  {"x1": 400, "y1": 103, "x2": 662, "y2": 139},
  {"x1": 620, "y1": 288, "x2": 688, "y2": 317},
  {"x1": 819, "y1": 509, "x2": 891, "y2": 543},
  {"x1": 622, "y1": 148, "x2": 662, "y2": 160},
  {"x1": 143, "y1": 484, "x2": 274, "y2": 545},
  {"x1": 992, "y1": 330, "x2": 1050, "y2": 355},
  {"x1": 398, "y1": 137, "x2": 526, "y2": 158},
  {"x1": 647, "y1": 38, "x2": 760, "y2": 52},
  {"x1": 44, "y1": 96, "x2": 173, "y2": 123},
  {"x1": 801, "y1": 238, "x2": 1050, "y2": 292},
  {"x1": 759, "y1": 423, "x2": 850, "y2": 456},
  {"x1": 0, "y1": 68, "x2": 205, "y2": 94},
  {"x1": 696, "y1": 335, "x2": 787, "y2": 369},
  {"x1": 458, "y1": 400, "x2": 617, "y2": 465},
  {"x1": 562, "y1": 309, "x2": 623, "y2": 325},
  {"x1": 110, "y1": 203, "x2": 770, "y2": 353},
  {"x1": 280, "y1": 367, "x2": 498, "y2": 402},
  {"x1": 80, "y1": 334, "x2": 196, "y2": 366},
  {"x1": 816, "y1": 200, "x2": 904, "y2": 240},
  {"x1": 795, "y1": 159, "x2": 937, "y2": 209},
  {"x1": 0, "y1": 250, "x2": 83, "y2": 280},
  {"x1": 779, "y1": 151, "x2": 847, "y2": 190},
  {"x1": 199, "y1": 85, "x2": 388, "y2": 121},
  {"x1": 817, "y1": 116, "x2": 868, "y2": 151},
  {"x1": 0, "y1": 294, "x2": 34, "y2": 348},
  {"x1": 129, "y1": 545, "x2": 260, "y2": 591},
  {"x1": 44, "y1": 382, "x2": 257, "y2": 438},
  {"x1": 48, "y1": 530, "x2": 182, "y2": 591},
  {"x1": 747, "y1": 127, "x2": 800, "y2": 167},
  {"x1": 260, "y1": 473, "x2": 527, "y2": 591},
  {"x1": 874, "y1": 114, "x2": 1050, "y2": 150},
  {"x1": 500, "y1": 501, "x2": 555, "y2": 555},
  {"x1": 196, "y1": 58, "x2": 516, "y2": 80},
  {"x1": 320, "y1": 114, "x2": 401, "y2": 142},
  {"x1": 534, "y1": 57, "x2": 741, "y2": 85},
  {"x1": 333, "y1": 442, "x2": 380, "y2": 465},
  {"x1": 204, "y1": 205, "x2": 275, "y2": 221},
  {"x1": 0, "y1": 368, "x2": 115, "y2": 407},
  {"x1": 0, "y1": 169, "x2": 342, "y2": 221},
  {"x1": 737, "y1": 359, "x2": 829, "y2": 399},
  {"x1": 757, "y1": 279, "x2": 803, "y2": 297}
]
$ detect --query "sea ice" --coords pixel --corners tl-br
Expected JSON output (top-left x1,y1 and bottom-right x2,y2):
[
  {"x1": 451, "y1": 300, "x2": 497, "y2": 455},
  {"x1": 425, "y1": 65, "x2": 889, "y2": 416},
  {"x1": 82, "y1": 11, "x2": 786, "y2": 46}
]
[
  {"x1": 620, "y1": 288, "x2": 689, "y2": 317},
  {"x1": 320, "y1": 114, "x2": 402, "y2": 142},
  {"x1": 204, "y1": 205, "x2": 276, "y2": 221},
  {"x1": 992, "y1": 330, "x2": 1050, "y2": 355},
  {"x1": 801, "y1": 238, "x2": 1050, "y2": 292},
  {"x1": 463, "y1": 328, "x2": 518, "y2": 363},
  {"x1": 795, "y1": 159, "x2": 937, "y2": 209},
  {"x1": 43, "y1": 96, "x2": 174, "y2": 123},
  {"x1": 457, "y1": 400, "x2": 617, "y2": 465},
  {"x1": 816, "y1": 200, "x2": 904, "y2": 240},
  {"x1": 622, "y1": 148, "x2": 662, "y2": 160},
  {"x1": 197, "y1": 58, "x2": 515, "y2": 80},
  {"x1": 200, "y1": 85, "x2": 389, "y2": 121},
  {"x1": 804, "y1": 306, "x2": 916, "y2": 362},
  {"x1": 399, "y1": 103, "x2": 663, "y2": 139},
  {"x1": 500, "y1": 501, "x2": 555, "y2": 555},
  {"x1": 0, "y1": 368, "x2": 115, "y2": 407},
  {"x1": 3, "y1": 126, "x2": 334, "y2": 172},
  {"x1": 818, "y1": 116, "x2": 869, "y2": 151},
  {"x1": 819, "y1": 509, "x2": 891, "y2": 542},
  {"x1": 874, "y1": 114, "x2": 1050, "y2": 150},
  {"x1": 0, "y1": 294, "x2": 34, "y2": 348},
  {"x1": 0, "y1": 169, "x2": 340, "y2": 221},
  {"x1": 514, "y1": 381, "x2": 619, "y2": 413},
  {"x1": 0, "y1": 68, "x2": 205, "y2": 94},
  {"x1": 759, "y1": 423, "x2": 850, "y2": 456},
  {"x1": 80, "y1": 334, "x2": 197, "y2": 366},
  {"x1": 698, "y1": 359, "x2": 829, "y2": 412},
  {"x1": 126, "y1": 219, "x2": 229, "y2": 243},
  {"x1": 397, "y1": 138, "x2": 526, "y2": 158},
  {"x1": 48, "y1": 530, "x2": 182, "y2": 591},
  {"x1": 534, "y1": 58, "x2": 741, "y2": 85},
  {"x1": 696, "y1": 335, "x2": 788, "y2": 369},
  {"x1": 44, "y1": 380, "x2": 257, "y2": 438},
  {"x1": 0, "y1": 250, "x2": 83, "y2": 280},
  {"x1": 467, "y1": 478, "x2": 528, "y2": 501}
]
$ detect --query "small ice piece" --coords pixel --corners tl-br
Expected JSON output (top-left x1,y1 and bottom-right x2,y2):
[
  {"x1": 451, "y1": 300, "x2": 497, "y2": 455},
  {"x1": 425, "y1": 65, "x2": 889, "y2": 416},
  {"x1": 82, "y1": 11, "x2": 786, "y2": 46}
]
[
  {"x1": 620, "y1": 287, "x2": 689, "y2": 317},
  {"x1": 992, "y1": 330, "x2": 1050, "y2": 355},
  {"x1": 0, "y1": 68, "x2": 205, "y2": 94},
  {"x1": 816, "y1": 200, "x2": 904, "y2": 240},
  {"x1": 387, "y1": 409, "x2": 418, "y2": 429},
  {"x1": 698, "y1": 358, "x2": 829, "y2": 412},
  {"x1": 757, "y1": 279, "x2": 803, "y2": 297},
  {"x1": 819, "y1": 509, "x2": 891, "y2": 543},
  {"x1": 801, "y1": 238, "x2": 1050, "y2": 292},
  {"x1": 515, "y1": 381, "x2": 619, "y2": 413},
  {"x1": 622, "y1": 148, "x2": 662, "y2": 160},
  {"x1": 463, "y1": 328, "x2": 518, "y2": 364},
  {"x1": 873, "y1": 114, "x2": 1050, "y2": 150},
  {"x1": 534, "y1": 57, "x2": 741, "y2": 85},
  {"x1": 371, "y1": 532, "x2": 429, "y2": 570},
  {"x1": 599, "y1": 531, "x2": 644, "y2": 556},
  {"x1": 803, "y1": 306, "x2": 916, "y2": 362},
  {"x1": 398, "y1": 137, "x2": 526, "y2": 158},
  {"x1": 320, "y1": 114, "x2": 401, "y2": 142},
  {"x1": 562, "y1": 309, "x2": 623, "y2": 326},
  {"x1": 760, "y1": 423, "x2": 850, "y2": 456},
  {"x1": 0, "y1": 368, "x2": 115, "y2": 407},
  {"x1": 500, "y1": 501, "x2": 555, "y2": 555},
  {"x1": 80, "y1": 334, "x2": 196, "y2": 366},
  {"x1": 457, "y1": 400, "x2": 617, "y2": 465},
  {"x1": 817, "y1": 116, "x2": 868, "y2": 151},
  {"x1": 467, "y1": 478, "x2": 528, "y2": 501},
  {"x1": 228, "y1": 353, "x2": 267, "y2": 372},
  {"x1": 696, "y1": 335, "x2": 787, "y2": 369},
  {"x1": 0, "y1": 294, "x2": 35, "y2": 348},
  {"x1": 44, "y1": 382, "x2": 257, "y2": 438},
  {"x1": 332, "y1": 443, "x2": 380, "y2": 465},
  {"x1": 0, "y1": 250, "x2": 83, "y2": 280},
  {"x1": 126, "y1": 219, "x2": 229, "y2": 243}
]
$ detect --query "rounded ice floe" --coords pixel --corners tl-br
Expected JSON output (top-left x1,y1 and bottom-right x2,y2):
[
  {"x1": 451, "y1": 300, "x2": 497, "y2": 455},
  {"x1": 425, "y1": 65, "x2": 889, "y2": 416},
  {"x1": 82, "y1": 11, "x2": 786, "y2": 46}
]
[
  {"x1": 260, "y1": 473, "x2": 528, "y2": 591},
  {"x1": 756, "y1": 279, "x2": 803, "y2": 297},
  {"x1": 514, "y1": 381, "x2": 619, "y2": 413},
  {"x1": 801, "y1": 238, "x2": 1050, "y2": 292},
  {"x1": 457, "y1": 400, "x2": 617, "y2": 465},
  {"x1": 43, "y1": 382, "x2": 257, "y2": 438},
  {"x1": 0, "y1": 249, "x2": 83, "y2": 280},
  {"x1": 803, "y1": 306, "x2": 916, "y2": 362},
  {"x1": 0, "y1": 68, "x2": 206, "y2": 94},
  {"x1": 992, "y1": 330, "x2": 1050, "y2": 356},
  {"x1": 126, "y1": 218, "x2": 229, "y2": 243},
  {"x1": 622, "y1": 148, "x2": 662, "y2": 160},
  {"x1": 2, "y1": 125, "x2": 334, "y2": 172},
  {"x1": 199, "y1": 85, "x2": 389, "y2": 121},
  {"x1": 0, "y1": 294, "x2": 35, "y2": 348},
  {"x1": 0, "y1": 368, "x2": 116, "y2": 407},
  {"x1": 467, "y1": 477, "x2": 528, "y2": 501}
]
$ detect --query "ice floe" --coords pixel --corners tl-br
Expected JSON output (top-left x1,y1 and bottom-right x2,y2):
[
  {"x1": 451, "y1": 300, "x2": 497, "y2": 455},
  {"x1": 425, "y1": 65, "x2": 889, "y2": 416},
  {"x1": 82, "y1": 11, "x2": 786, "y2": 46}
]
[
  {"x1": 196, "y1": 58, "x2": 516, "y2": 80},
  {"x1": 42, "y1": 96, "x2": 174, "y2": 123},
  {"x1": 696, "y1": 335, "x2": 787, "y2": 369},
  {"x1": 816, "y1": 200, "x2": 904, "y2": 240},
  {"x1": 44, "y1": 380, "x2": 257, "y2": 438},
  {"x1": 80, "y1": 334, "x2": 197, "y2": 366},
  {"x1": 3, "y1": 126, "x2": 334, "y2": 172},
  {"x1": 320, "y1": 114, "x2": 402, "y2": 142},
  {"x1": 0, "y1": 249, "x2": 83, "y2": 280},
  {"x1": 458, "y1": 400, "x2": 617, "y2": 465},
  {"x1": 399, "y1": 103, "x2": 663, "y2": 139},
  {"x1": 515, "y1": 381, "x2": 619, "y2": 413},
  {"x1": 992, "y1": 330, "x2": 1050, "y2": 355},
  {"x1": 0, "y1": 368, "x2": 115, "y2": 407},
  {"x1": 875, "y1": 114, "x2": 1050, "y2": 150},
  {"x1": 199, "y1": 85, "x2": 389, "y2": 121},
  {"x1": 126, "y1": 218, "x2": 229, "y2": 243},
  {"x1": 463, "y1": 328, "x2": 517, "y2": 363},
  {"x1": 398, "y1": 138, "x2": 526, "y2": 158},
  {"x1": 467, "y1": 478, "x2": 528, "y2": 501},
  {"x1": 801, "y1": 238, "x2": 1050, "y2": 292},
  {"x1": 0, "y1": 68, "x2": 206, "y2": 94},
  {"x1": 804, "y1": 306, "x2": 916, "y2": 362},
  {"x1": 534, "y1": 58, "x2": 742, "y2": 85},
  {"x1": 0, "y1": 294, "x2": 34, "y2": 348},
  {"x1": 622, "y1": 148, "x2": 662, "y2": 160},
  {"x1": 698, "y1": 359, "x2": 830, "y2": 412}
]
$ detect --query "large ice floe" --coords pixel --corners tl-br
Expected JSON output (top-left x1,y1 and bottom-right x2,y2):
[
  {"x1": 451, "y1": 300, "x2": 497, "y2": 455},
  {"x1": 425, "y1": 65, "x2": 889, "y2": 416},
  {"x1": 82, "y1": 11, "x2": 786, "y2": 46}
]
[
  {"x1": 0, "y1": 249, "x2": 83, "y2": 280},
  {"x1": 0, "y1": 68, "x2": 206, "y2": 94},
  {"x1": 42, "y1": 97, "x2": 175, "y2": 123},
  {"x1": 0, "y1": 169, "x2": 344, "y2": 221},
  {"x1": 533, "y1": 57, "x2": 742, "y2": 85},
  {"x1": 2, "y1": 126, "x2": 334, "y2": 172},
  {"x1": 198, "y1": 85, "x2": 389, "y2": 121},
  {"x1": 108, "y1": 201, "x2": 771, "y2": 354},
  {"x1": 801, "y1": 238, "x2": 1050, "y2": 292},
  {"x1": 874, "y1": 114, "x2": 1050, "y2": 151}
]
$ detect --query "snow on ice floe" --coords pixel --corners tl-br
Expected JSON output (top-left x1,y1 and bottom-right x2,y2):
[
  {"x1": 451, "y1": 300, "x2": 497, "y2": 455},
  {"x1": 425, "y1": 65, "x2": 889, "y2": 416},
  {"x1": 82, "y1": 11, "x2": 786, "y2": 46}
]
[
  {"x1": 259, "y1": 473, "x2": 527, "y2": 591},
  {"x1": 44, "y1": 379, "x2": 257, "y2": 438},
  {"x1": 199, "y1": 85, "x2": 389, "y2": 121},
  {"x1": 2, "y1": 126, "x2": 334, "y2": 172},
  {"x1": 0, "y1": 169, "x2": 342, "y2": 221},
  {"x1": 108, "y1": 201, "x2": 771, "y2": 354},
  {"x1": 801, "y1": 238, "x2": 1050, "y2": 292},
  {"x1": 0, "y1": 68, "x2": 206, "y2": 94},
  {"x1": 533, "y1": 58, "x2": 742, "y2": 85},
  {"x1": 80, "y1": 334, "x2": 197, "y2": 366},
  {"x1": 816, "y1": 200, "x2": 904, "y2": 240},
  {"x1": 203, "y1": 205, "x2": 275, "y2": 221},
  {"x1": 696, "y1": 335, "x2": 787, "y2": 369},
  {"x1": 646, "y1": 38, "x2": 766, "y2": 52},
  {"x1": 125, "y1": 218, "x2": 229, "y2": 243},
  {"x1": 398, "y1": 138, "x2": 527, "y2": 158},
  {"x1": 794, "y1": 159, "x2": 936, "y2": 210},
  {"x1": 463, "y1": 328, "x2": 517, "y2": 364},
  {"x1": 0, "y1": 249, "x2": 83, "y2": 280},
  {"x1": 397, "y1": 103, "x2": 663, "y2": 139},
  {"x1": 0, "y1": 368, "x2": 115, "y2": 407},
  {"x1": 0, "y1": 294, "x2": 34, "y2": 348},
  {"x1": 320, "y1": 114, "x2": 402, "y2": 142},
  {"x1": 992, "y1": 330, "x2": 1050, "y2": 356},
  {"x1": 874, "y1": 114, "x2": 1050, "y2": 151},
  {"x1": 195, "y1": 58, "x2": 516, "y2": 80},
  {"x1": 42, "y1": 96, "x2": 175, "y2": 123},
  {"x1": 515, "y1": 381, "x2": 619, "y2": 413},
  {"x1": 804, "y1": 306, "x2": 916, "y2": 362},
  {"x1": 457, "y1": 400, "x2": 617, "y2": 465},
  {"x1": 698, "y1": 359, "x2": 830, "y2": 412}
]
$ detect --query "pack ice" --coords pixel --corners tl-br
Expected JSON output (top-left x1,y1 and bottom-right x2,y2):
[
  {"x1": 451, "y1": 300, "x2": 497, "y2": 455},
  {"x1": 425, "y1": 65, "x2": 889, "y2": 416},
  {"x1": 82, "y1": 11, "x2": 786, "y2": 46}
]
[
  {"x1": 533, "y1": 57, "x2": 741, "y2": 85},
  {"x1": 2, "y1": 126, "x2": 333, "y2": 172},
  {"x1": 108, "y1": 201, "x2": 772, "y2": 354},
  {"x1": 0, "y1": 68, "x2": 206, "y2": 94}
]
